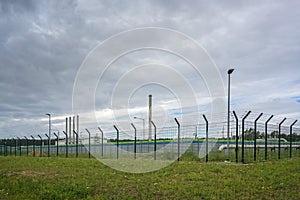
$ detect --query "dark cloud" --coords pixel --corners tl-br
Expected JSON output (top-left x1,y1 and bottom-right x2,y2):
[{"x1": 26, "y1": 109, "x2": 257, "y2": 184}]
[{"x1": 0, "y1": 0, "x2": 37, "y2": 14}]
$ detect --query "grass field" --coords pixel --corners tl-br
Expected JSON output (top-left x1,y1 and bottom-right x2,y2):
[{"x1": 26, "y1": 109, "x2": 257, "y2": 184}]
[{"x1": 0, "y1": 155, "x2": 299, "y2": 200}]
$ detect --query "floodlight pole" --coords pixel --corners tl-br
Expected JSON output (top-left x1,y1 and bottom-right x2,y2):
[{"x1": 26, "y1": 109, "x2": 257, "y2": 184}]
[{"x1": 227, "y1": 68, "x2": 234, "y2": 161}]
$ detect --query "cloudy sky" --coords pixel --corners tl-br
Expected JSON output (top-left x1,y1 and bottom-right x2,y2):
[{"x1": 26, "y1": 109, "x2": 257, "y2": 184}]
[{"x1": 1, "y1": 0, "x2": 300, "y2": 138}]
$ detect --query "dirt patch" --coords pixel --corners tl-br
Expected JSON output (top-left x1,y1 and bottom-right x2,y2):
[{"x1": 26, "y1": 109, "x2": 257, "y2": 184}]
[{"x1": 16, "y1": 171, "x2": 46, "y2": 177}]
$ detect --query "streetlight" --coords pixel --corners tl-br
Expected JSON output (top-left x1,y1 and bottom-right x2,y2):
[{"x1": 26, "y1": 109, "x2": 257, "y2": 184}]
[
  {"x1": 45, "y1": 113, "x2": 51, "y2": 147},
  {"x1": 133, "y1": 117, "x2": 145, "y2": 141},
  {"x1": 227, "y1": 68, "x2": 234, "y2": 161}
]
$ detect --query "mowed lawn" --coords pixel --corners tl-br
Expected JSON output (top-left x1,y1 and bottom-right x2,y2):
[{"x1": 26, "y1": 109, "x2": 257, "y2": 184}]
[{"x1": 0, "y1": 156, "x2": 299, "y2": 199}]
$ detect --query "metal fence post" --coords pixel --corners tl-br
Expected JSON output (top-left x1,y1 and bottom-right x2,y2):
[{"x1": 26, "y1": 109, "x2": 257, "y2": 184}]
[
  {"x1": 73, "y1": 130, "x2": 78, "y2": 158},
  {"x1": 98, "y1": 127, "x2": 104, "y2": 158},
  {"x1": 264, "y1": 115, "x2": 273, "y2": 160},
  {"x1": 63, "y1": 131, "x2": 68, "y2": 158},
  {"x1": 131, "y1": 123, "x2": 137, "y2": 160},
  {"x1": 174, "y1": 118, "x2": 180, "y2": 161},
  {"x1": 254, "y1": 113, "x2": 263, "y2": 161},
  {"x1": 113, "y1": 126, "x2": 119, "y2": 159},
  {"x1": 278, "y1": 118, "x2": 286, "y2": 160},
  {"x1": 196, "y1": 126, "x2": 200, "y2": 154},
  {"x1": 30, "y1": 136, "x2": 35, "y2": 157},
  {"x1": 151, "y1": 121, "x2": 157, "y2": 160},
  {"x1": 289, "y1": 120, "x2": 297, "y2": 158},
  {"x1": 53, "y1": 133, "x2": 59, "y2": 157},
  {"x1": 17, "y1": 137, "x2": 21, "y2": 156},
  {"x1": 85, "y1": 129, "x2": 91, "y2": 158},
  {"x1": 3, "y1": 139, "x2": 7, "y2": 156},
  {"x1": 37, "y1": 135, "x2": 42, "y2": 157},
  {"x1": 232, "y1": 111, "x2": 239, "y2": 163},
  {"x1": 241, "y1": 111, "x2": 251, "y2": 163},
  {"x1": 14, "y1": 138, "x2": 17, "y2": 157},
  {"x1": 2, "y1": 139, "x2": 4, "y2": 156},
  {"x1": 9, "y1": 139, "x2": 12, "y2": 156},
  {"x1": 45, "y1": 134, "x2": 50, "y2": 157},
  {"x1": 3, "y1": 140, "x2": 5, "y2": 156},
  {"x1": 5, "y1": 140, "x2": 8, "y2": 156},
  {"x1": 202, "y1": 115, "x2": 209, "y2": 163},
  {"x1": 6, "y1": 139, "x2": 9, "y2": 156},
  {"x1": 2, "y1": 139, "x2": 5, "y2": 156},
  {"x1": 24, "y1": 136, "x2": 29, "y2": 156}
]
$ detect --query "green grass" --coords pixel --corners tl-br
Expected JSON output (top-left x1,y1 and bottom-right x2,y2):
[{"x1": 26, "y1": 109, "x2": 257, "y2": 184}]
[{"x1": 0, "y1": 156, "x2": 299, "y2": 199}]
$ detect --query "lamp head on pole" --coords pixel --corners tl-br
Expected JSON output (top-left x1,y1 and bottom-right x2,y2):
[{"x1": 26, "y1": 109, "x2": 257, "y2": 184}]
[
  {"x1": 227, "y1": 68, "x2": 234, "y2": 75},
  {"x1": 45, "y1": 113, "x2": 51, "y2": 117}
]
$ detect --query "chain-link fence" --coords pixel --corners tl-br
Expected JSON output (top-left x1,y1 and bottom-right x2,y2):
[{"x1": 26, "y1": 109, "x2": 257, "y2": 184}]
[{"x1": 0, "y1": 112, "x2": 299, "y2": 163}]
